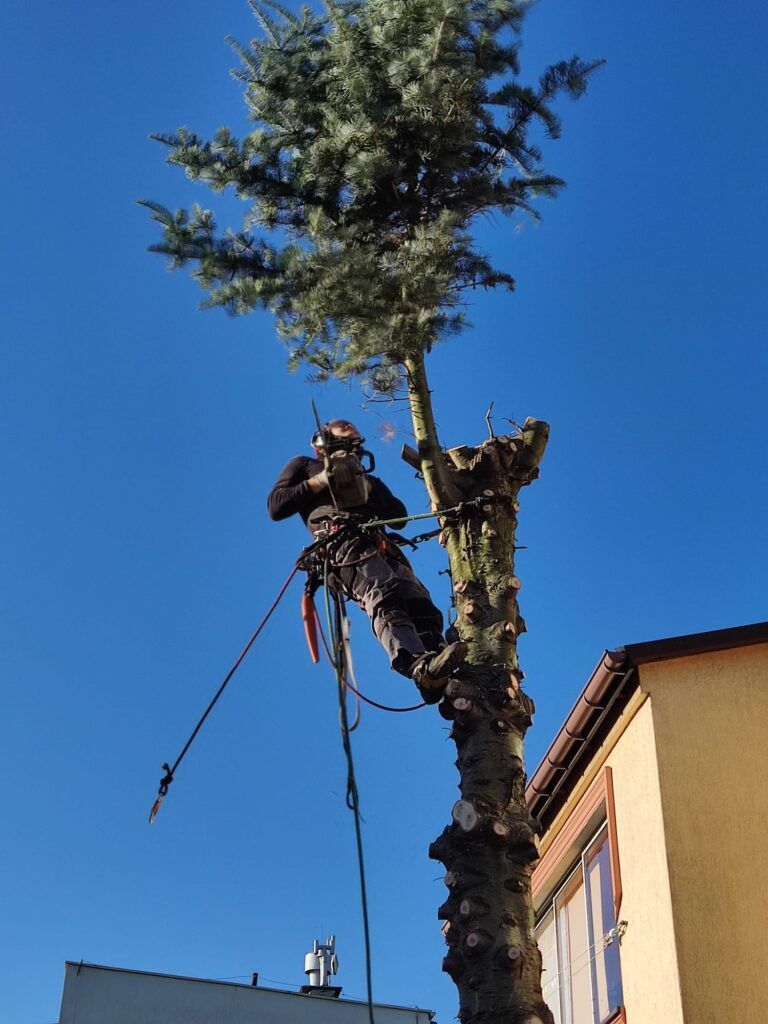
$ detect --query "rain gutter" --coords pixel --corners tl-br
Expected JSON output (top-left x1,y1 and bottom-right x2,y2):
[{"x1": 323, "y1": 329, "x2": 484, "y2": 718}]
[
  {"x1": 525, "y1": 620, "x2": 768, "y2": 828},
  {"x1": 525, "y1": 650, "x2": 633, "y2": 827}
]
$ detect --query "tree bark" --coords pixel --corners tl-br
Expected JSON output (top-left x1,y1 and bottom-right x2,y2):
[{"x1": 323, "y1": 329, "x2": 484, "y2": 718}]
[{"x1": 405, "y1": 351, "x2": 552, "y2": 1024}]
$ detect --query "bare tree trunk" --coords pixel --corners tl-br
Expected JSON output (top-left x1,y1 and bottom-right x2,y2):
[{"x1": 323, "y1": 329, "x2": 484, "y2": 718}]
[{"x1": 405, "y1": 352, "x2": 552, "y2": 1024}]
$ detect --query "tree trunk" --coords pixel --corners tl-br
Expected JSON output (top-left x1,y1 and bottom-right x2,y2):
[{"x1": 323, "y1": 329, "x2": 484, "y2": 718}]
[{"x1": 405, "y1": 352, "x2": 552, "y2": 1024}]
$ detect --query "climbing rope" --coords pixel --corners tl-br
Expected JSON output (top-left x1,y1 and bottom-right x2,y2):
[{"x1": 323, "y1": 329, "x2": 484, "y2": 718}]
[
  {"x1": 322, "y1": 556, "x2": 376, "y2": 1024},
  {"x1": 314, "y1": 609, "x2": 426, "y2": 714},
  {"x1": 147, "y1": 507, "x2": 444, "y2": 823}
]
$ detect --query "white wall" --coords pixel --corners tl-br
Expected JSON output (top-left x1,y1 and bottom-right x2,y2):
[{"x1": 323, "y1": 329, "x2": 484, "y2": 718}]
[{"x1": 59, "y1": 963, "x2": 433, "y2": 1024}]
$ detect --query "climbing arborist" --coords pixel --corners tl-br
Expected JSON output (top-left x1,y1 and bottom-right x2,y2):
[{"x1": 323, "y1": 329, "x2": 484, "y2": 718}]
[{"x1": 267, "y1": 419, "x2": 467, "y2": 700}]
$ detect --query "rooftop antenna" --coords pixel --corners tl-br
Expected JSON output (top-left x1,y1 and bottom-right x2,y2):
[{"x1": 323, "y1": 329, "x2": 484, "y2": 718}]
[{"x1": 301, "y1": 934, "x2": 342, "y2": 998}]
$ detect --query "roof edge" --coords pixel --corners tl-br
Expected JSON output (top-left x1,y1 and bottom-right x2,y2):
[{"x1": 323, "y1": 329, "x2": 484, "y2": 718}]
[
  {"x1": 525, "y1": 620, "x2": 768, "y2": 826},
  {"x1": 62, "y1": 962, "x2": 434, "y2": 1016},
  {"x1": 619, "y1": 619, "x2": 768, "y2": 666}
]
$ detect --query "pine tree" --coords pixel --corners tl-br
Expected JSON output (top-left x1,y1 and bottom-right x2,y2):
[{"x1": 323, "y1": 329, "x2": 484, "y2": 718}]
[{"x1": 142, "y1": 2, "x2": 601, "y2": 1020}]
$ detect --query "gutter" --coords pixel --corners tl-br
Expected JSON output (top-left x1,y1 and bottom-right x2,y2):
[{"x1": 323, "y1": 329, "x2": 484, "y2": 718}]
[
  {"x1": 525, "y1": 650, "x2": 633, "y2": 825},
  {"x1": 524, "y1": 619, "x2": 768, "y2": 828}
]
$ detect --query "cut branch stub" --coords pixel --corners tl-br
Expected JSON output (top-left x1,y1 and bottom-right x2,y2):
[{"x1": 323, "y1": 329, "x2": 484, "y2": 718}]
[
  {"x1": 464, "y1": 929, "x2": 494, "y2": 957},
  {"x1": 438, "y1": 897, "x2": 459, "y2": 921},
  {"x1": 458, "y1": 896, "x2": 488, "y2": 920},
  {"x1": 461, "y1": 601, "x2": 484, "y2": 624},
  {"x1": 429, "y1": 827, "x2": 456, "y2": 863},
  {"x1": 453, "y1": 697, "x2": 474, "y2": 714},
  {"x1": 496, "y1": 944, "x2": 522, "y2": 971},
  {"x1": 490, "y1": 819, "x2": 511, "y2": 842},
  {"x1": 445, "y1": 678, "x2": 476, "y2": 700},
  {"x1": 442, "y1": 949, "x2": 464, "y2": 980},
  {"x1": 453, "y1": 578, "x2": 477, "y2": 595},
  {"x1": 452, "y1": 799, "x2": 481, "y2": 832},
  {"x1": 445, "y1": 869, "x2": 486, "y2": 895}
]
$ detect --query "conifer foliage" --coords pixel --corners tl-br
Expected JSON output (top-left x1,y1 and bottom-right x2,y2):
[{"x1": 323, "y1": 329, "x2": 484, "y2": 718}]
[
  {"x1": 143, "y1": 0, "x2": 599, "y2": 388},
  {"x1": 144, "y1": 3, "x2": 600, "y2": 1022}
]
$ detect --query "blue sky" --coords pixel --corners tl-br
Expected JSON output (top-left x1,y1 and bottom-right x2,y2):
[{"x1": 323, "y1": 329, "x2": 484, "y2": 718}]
[{"x1": 1, "y1": 1, "x2": 766, "y2": 1021}]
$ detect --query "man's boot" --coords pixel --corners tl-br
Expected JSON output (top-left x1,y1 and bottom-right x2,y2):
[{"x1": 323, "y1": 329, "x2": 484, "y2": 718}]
[{"x1": 409, "y1": 641, "x2": 468, "y2": 703}]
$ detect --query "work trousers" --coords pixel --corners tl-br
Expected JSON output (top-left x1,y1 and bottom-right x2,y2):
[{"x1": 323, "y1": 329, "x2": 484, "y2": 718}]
[{"x1": 328, "y1": 534, "x2": 444, "y2": 677}]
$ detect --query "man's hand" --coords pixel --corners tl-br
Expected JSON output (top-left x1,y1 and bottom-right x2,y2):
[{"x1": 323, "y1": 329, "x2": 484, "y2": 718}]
[{"x1": 307, "y1": 468, "x2": 329, "y2": 494}]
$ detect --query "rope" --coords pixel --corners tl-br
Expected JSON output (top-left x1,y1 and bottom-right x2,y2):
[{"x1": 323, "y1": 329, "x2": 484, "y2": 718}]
[
  {"x1": 359, "y1": 503, "x2": 464, "y2": 531},
  {"x1": 358, "y1": 493, "x2": 512, "y2": 533},
  {"x1": 340, "y1": 614, "x2": 361, "y2": 732},
  {"x1": 148, "y1": 563, "x2": 300, "y2": 824},
  {"x1": 322, "y1": 557, "x2": 376, "y2": 1024},
  {"x1": 314, "y1": 610, "x2": 425, "y2": 713}
]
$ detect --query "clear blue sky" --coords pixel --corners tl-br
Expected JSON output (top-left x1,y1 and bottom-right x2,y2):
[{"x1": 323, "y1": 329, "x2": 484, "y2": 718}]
[{"x1": 2, "y1": 1, "x2": 766, "y2": 1021}]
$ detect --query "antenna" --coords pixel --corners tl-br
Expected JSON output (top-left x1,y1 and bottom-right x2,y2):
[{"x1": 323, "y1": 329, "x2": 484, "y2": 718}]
[{"x1": 302, "y1": 934, "x2": 342, "y2": 998}]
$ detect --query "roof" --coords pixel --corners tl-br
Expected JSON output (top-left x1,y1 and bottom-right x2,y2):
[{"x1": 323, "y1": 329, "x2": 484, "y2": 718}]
[
  {"x1": 525, "y1": 620, "x2": 768, "y2": 828},
  {"x1": 61, "y1": 962, "x2": 434, "y2": 1023}
]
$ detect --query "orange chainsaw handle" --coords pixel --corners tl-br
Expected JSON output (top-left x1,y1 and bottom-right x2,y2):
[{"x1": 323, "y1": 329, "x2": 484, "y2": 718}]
[{"x1": 301, "y1": 592, "x2": 320, "y2": 664}]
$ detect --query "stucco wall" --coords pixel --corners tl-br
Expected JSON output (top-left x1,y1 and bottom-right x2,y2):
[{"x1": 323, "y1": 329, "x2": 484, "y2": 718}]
[
  {"x1": 605, "y1": 699, "x2": 685, "y2": 1024},
  {"x1": 639, "y1": 643, "x2": 768, "y2": 1024}
]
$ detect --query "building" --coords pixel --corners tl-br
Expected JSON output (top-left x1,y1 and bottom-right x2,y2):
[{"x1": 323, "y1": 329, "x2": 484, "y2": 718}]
[
  {"x1": 526, "y1": 620, "x2": 768, "y2": 1024},
  {"x1": 58, "y1": 940, "x2": 434, "y2": 1024}
]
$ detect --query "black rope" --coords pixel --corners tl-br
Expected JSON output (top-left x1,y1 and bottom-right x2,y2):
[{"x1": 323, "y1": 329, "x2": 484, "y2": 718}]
[
  {"x1": 148, "y1": 563, "x2": 301, "y2": 824},
  {"x1": 323, "y1": 556, "x2": 375, "y2": 1024},
  {"x1": 314, "y1": 612, "x2": 426, "y2": 714}
]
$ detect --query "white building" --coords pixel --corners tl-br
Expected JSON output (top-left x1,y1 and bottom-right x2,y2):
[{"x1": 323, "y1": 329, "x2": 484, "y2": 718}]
[{"x1": 58, "y1": 960, "x2": 434, "y2": 1024}]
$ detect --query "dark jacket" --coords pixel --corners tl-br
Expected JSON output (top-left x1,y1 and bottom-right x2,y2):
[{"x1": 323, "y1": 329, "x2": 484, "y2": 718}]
[{"x1": 267, "y1": 454, "x2": 407, "y2": 532}]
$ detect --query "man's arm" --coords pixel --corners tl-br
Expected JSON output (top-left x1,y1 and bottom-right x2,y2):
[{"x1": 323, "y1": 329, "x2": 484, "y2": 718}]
[{"x1": 267, "y1": 456, "x2": 326, "y2": 520}]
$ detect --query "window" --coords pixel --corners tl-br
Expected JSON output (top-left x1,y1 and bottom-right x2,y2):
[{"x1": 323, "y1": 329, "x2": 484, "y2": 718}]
[{"x1": 532, "y1": 769, "x2": 625, "y2": 1024}]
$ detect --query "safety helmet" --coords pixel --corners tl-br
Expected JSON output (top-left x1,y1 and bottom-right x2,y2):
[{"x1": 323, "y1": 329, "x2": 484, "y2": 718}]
[{"x1": 311, "y1": 420, "x2": 365, "y2": 454}]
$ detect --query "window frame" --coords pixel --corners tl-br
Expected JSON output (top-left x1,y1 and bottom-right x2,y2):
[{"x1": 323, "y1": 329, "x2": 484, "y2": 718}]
[{"x1": 532, "y1": 767, "x2": 626, "y2": 1024}]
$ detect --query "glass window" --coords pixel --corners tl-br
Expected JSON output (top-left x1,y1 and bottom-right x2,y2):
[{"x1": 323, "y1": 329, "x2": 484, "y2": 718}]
[{"x1": 535, "y1": 824, "x2": 624, "y2": 1024}]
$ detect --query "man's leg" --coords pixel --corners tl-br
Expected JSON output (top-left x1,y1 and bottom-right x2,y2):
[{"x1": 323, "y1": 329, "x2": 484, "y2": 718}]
[
  {"x1": 383, "y1": 547, "x2": 467, "y2": 697},
  {"x1": 332, "y1": 537, "x2": 427, "y2": 676},
  {"x1": 332, "y1": 537, "x2": 466, "y2": 696}
]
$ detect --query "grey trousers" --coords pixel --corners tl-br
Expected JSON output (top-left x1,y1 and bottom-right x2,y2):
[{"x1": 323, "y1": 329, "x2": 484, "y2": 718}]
[{"x1": 329, "y1": 535, "x2": 444, "y2": 677}]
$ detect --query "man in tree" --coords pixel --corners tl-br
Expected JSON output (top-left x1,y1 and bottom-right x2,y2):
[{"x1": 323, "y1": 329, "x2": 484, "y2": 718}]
[
  {"x1": 145, "y1": 0, "x2": 601, "y2": 1013},
  {"x1": 268, "y1": 418, "x2": 466, "y2": 699}
]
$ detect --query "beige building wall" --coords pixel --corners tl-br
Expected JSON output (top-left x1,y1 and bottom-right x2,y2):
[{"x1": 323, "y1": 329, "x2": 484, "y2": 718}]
[
  {"x1": 639, "y1": 643, "x2": 768, "y2": 1024},
  {"x1": 604, "y1": 699, "x2": 685, "y2": 1024},
  {"x1": 534, "y1": 695, "x2": 685, "y2": 1024}
]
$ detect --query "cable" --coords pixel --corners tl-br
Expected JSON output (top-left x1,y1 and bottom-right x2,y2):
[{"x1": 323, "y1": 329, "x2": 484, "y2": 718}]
[
  {"x1": 540, "y1": 921, "x2": 627, "y2": 996},
  {"x1": 314, "y1": 608, "x2": 426, "y2": 713},
  {"x1": 322, "y1": 556, "x2": 376, "y2": 1024},
  {"x1": 148, "y1": 563, "x2": 301, "y2": 824},
  {"x1": 344, "y1": 677, "x2": 426, "y2": 715}
]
